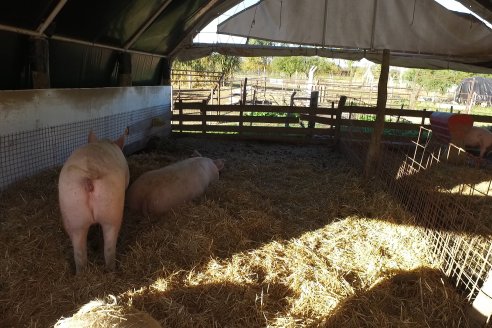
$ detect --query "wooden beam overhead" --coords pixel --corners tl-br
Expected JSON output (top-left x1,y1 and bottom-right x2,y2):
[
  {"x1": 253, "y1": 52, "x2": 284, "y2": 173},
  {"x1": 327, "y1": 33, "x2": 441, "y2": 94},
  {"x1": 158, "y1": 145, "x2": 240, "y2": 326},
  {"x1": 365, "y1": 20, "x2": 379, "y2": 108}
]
[
  {"x1": 454, "y1": 0, "x2": 492, "y2": 24},
  {"x1": 36, "y1": 0, "x2": 68, "y2": 34}
]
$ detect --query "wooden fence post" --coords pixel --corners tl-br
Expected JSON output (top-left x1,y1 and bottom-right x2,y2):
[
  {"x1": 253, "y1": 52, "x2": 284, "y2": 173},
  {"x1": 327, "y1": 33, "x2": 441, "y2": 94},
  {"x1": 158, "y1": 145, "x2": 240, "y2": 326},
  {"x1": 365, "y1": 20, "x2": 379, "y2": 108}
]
[
  {"x1": 286, "y1": 91, "x2": 297, "y2": 128},
  {"x1": 335, "y1": 96, "x2": 347, "y2": 147},
  {"x1": 309, "y1": 91, "x2": 319, "y2": 129},
  {"x1": 201, "y1": 100, "x2": 207, "y2": 134},
  {"x1": 29, "y1": 37, "x2": 50, "y2": 89},
  {"x1": 178, "y1": 100, "x2": 183, "y2": 133},
  {"x1": 364, "y1": 49, "x2": 390, "y2": 179},
  {"x1": 421, "y1": 108, "x2": 427, "y2": 126},
  {"x1": 242, "y1": 77, "x2": 248, "y2": 105}
]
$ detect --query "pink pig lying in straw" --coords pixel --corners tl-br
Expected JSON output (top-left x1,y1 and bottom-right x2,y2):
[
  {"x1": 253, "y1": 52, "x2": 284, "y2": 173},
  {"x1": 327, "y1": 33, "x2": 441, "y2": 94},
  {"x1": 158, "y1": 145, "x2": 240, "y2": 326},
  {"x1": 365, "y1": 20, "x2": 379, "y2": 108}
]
[
  {"x1": 58, "y1": 130, "x2": 130, "y2": 274},
  {"x1": 126, "y1": 156, "x2": 225, "y2": 216}
]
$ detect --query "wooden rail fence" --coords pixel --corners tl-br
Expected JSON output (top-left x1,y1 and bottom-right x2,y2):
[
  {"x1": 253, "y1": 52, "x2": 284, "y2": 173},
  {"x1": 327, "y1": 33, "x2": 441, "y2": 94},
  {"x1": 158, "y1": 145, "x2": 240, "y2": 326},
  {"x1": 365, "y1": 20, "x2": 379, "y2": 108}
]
[{"x1": 172, "y1": 98, "x2": 492, "y2": 144}]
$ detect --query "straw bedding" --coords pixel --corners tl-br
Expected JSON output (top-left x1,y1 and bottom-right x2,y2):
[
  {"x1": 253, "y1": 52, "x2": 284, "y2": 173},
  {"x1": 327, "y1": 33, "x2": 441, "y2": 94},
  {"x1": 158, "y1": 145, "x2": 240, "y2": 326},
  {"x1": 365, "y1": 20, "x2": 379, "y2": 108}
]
[{"x1": 0, "y1": 136, "x2": 474, "y2": 327}]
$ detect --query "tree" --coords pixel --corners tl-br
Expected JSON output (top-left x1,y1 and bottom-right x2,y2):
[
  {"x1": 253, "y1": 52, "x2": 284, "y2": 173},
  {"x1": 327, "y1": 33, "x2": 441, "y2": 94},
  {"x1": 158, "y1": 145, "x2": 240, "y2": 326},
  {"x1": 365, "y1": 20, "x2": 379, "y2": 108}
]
[
  {"x1": 271, "y1": 57, "x2": 306, "y2": 77},
  {"x1": 173, "y1": 53, "x2": 240, "y2": 78},
  {"x1": 270, "y1": 56, "x2": 340, "y2": 78},
  {"x1": 241, "y1": 39, "x2": 273, "y2": 75},
  {"x1": 403, "y1": 69, "x2": 477, "y2": 94}
]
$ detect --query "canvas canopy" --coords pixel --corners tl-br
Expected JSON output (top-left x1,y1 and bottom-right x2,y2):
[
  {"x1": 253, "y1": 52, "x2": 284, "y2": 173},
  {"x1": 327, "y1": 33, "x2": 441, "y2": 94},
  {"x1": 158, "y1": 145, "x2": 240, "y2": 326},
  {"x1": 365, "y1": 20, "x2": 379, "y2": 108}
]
[{"x1": 213, "y1": 0, "x2": 492, "y2": 73}]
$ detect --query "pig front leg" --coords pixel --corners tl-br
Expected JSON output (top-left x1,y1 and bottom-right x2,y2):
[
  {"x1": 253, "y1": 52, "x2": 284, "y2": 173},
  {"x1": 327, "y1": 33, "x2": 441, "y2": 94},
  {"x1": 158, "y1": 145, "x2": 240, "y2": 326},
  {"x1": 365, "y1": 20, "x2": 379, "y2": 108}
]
[{"x1": 101, "y1": 222, "x2": 120, "y2": 271}]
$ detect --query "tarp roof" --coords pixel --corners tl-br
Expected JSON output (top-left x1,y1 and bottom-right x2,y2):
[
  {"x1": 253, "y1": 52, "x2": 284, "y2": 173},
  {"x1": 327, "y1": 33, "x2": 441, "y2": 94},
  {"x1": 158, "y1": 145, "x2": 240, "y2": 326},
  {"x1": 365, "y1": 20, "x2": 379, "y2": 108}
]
[
  {"x1": 204, "y1": 0, "x2": 492, "y2": 73},
  {"x1": 0, "y1": 0, "x2": 491, "y2": 89}
]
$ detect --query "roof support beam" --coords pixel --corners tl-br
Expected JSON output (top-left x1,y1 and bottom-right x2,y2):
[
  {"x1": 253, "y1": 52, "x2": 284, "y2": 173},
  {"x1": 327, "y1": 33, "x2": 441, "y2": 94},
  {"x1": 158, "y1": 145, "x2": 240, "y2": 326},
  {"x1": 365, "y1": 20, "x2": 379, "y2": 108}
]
[
  {"x1": 0, "y1": 23, "x2": 42, "y2": 37},
  {"x1": 0, "y1": 23, "x2": 167, "y2": 58},
  {"x1": 454, "y1": 0, "x2": 492, "y2": 24},
  {"x1": 169, "y1": 0, "x2": 225, "y2": 59},
  {"x1": 52, "y1": 35, "x2": 167, "y2": 58},
  {"x1": 124, "y1": 0, "x2": 173, "y2": 50},
  {"x1": 37, "y1": 0, "x2": 68, "y2": 34}
]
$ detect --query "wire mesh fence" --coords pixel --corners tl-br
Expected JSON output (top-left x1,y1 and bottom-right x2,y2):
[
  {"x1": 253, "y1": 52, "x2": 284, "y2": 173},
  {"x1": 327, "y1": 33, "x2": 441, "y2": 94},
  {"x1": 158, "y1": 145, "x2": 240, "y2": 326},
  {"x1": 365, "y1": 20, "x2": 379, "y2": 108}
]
[
  {"x1": 0, "y1": 105, "x2": 168, "y2": 191},
  {"x1": 340, "y1": 123, "x2": 492, "y2": 304}
]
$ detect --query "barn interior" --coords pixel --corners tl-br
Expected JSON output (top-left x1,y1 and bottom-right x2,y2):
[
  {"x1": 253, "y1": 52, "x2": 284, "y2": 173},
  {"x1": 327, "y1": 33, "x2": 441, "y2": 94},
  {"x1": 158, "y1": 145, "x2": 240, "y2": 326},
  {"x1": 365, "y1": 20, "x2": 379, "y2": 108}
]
[{"x1": 1, "y1": 0, "x2": 492, "y2": 327}]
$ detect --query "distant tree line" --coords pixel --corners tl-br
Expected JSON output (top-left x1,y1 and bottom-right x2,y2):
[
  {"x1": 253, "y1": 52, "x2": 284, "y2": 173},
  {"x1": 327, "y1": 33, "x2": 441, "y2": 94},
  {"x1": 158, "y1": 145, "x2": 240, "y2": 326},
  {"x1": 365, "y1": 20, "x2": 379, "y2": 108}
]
[{"x1": 173, "y1": 49, "x2": 492, "y2": 97}]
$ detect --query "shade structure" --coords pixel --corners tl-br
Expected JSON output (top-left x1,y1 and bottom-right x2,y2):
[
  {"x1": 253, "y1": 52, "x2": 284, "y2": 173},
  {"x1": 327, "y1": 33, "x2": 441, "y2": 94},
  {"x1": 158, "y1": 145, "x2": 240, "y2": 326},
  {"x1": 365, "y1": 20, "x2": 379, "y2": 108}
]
[{"x1": 216, "y1": 0, "x2": 492, "y2": 72}]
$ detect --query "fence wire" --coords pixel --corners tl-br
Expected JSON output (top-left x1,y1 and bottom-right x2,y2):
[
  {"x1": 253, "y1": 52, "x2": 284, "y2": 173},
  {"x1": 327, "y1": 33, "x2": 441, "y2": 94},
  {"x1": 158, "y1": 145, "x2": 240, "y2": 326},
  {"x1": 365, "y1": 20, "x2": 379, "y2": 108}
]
[
  {"x1": 340, "y1": 123, "x2": 492, "y2": 303},
  {"x1": 0, "y1": 106, "x2": 167, "y2": 191}
]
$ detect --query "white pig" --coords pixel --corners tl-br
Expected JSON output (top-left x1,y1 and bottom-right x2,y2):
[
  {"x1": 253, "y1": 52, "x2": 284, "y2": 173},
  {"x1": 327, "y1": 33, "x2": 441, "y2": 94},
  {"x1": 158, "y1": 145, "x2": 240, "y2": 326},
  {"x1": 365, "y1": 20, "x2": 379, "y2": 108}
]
[
  {"x1": 463, "y1": 126, "x2": 492, "y2": 159},
  {"x1": 126, "y1": 157, "x2": 224, "y2": 216},
  {"x1": 58, "y1": 130, "x2": 130, "y2": 274}
]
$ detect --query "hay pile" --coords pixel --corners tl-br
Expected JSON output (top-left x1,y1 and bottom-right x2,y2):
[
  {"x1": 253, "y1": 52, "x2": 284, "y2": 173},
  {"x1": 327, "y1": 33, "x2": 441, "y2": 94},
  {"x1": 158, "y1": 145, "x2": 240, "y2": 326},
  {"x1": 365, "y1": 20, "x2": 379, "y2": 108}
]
[
  {"x1": 0, "y1": 136, "x2": 473, "y2": 327},
  {"x1": 55, "y1": 295, "x2": 161, "y2": 328}
]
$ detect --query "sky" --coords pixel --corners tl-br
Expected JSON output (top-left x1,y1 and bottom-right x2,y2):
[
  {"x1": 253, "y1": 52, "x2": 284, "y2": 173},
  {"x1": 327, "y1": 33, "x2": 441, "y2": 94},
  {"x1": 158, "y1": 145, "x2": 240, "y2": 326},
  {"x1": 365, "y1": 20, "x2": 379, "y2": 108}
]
[{"x1": 193, "y1": 0, "x2": 491, "y2": 44}]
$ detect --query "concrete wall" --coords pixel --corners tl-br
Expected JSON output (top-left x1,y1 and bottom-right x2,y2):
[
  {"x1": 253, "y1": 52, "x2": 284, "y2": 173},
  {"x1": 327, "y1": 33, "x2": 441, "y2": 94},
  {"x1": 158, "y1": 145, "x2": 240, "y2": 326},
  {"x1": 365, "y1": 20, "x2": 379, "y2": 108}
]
[{"x1": 0, "y1": 86, "x2": 172, "y2": 190}]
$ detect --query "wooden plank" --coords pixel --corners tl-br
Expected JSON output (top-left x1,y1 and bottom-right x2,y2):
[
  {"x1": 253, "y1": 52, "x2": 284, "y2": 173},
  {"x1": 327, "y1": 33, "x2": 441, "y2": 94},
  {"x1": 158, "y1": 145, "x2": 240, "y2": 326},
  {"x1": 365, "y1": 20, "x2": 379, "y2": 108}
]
[
  {"x1": 172, "y1": 132, "x2": 334, "y2": 145},
  {"x1": 174, "y1": 103, "x2": 333, "y2": 114},
  {"x1": 172, "y1": 114, "x2": 299, "y2": 124},
  {"x1": 172, "y1": 124, "x2": 334, "y2": 136},
  {"x1": 344, "y1": 106, "x2": 434, "y2": 118},
  {"x1": 300, "y1": 114, "x2": 335, "y2": 125},
  {"x1": 339, "y1": 119, "x2": 432, "y2": 131}
]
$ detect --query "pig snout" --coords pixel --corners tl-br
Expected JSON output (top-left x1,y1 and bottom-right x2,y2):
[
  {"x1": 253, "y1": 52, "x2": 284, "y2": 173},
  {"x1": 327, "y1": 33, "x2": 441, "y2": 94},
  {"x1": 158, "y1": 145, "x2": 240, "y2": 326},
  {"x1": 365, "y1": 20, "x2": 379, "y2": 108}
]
[
  {"x1": 59, "y1": 130, "x2": 129, "y2": 274},
  {"x1": 464, "y1": 126, "x2": 492, "y2": 159},
  {"x1": 126, "y1": 157, "x2": 223, "y2": 216}
]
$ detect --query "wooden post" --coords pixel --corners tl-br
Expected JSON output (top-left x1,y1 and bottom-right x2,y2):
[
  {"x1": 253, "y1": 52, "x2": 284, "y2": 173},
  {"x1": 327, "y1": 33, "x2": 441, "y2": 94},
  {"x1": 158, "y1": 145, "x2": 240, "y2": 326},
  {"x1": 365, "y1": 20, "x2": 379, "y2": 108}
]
[
  {"x1": 117, "y1": 52, "x2": 132, "y2": 86},
  {"x1": 364, "y1": 49, "x2": 390, "y2": 179},
  {"x1": 469, "y1": 270, "x2": 492, "y2": 326},
  {"x1": 466, "y1": 78, "x2": 476, "y2": 114},
  {"x1": 201, "y1": 100, "x2": 207, "y2": 134},
  {"x1": 238, "y1": 105, "x2": 244, "y2": 134},
  {"x1": 218, "y1": 83, "x2": 221, "y2": 105},
  {"x1": 335, "y1": 96, "x2": 347, "y2": 147},
  {"x1": 29, "y1": 37, "x2": 50, "y2": 89},
  {"x1": 160, "y1": 58, "x2": 171, "y2": 86},
  {"x1": 309, "y1": 91, "x2": 319, "y2": 129},
  {"x1": 179, "y1": 99, "x2": 183, "y2": 133},
  {"x1": 421, "y1": 109, "x2": 427, "y2": 126},
  {"x1": 286, "y1": 91, "x2": 297, "y2": 127},
  {"x1": 242, "y1": 77, "x2": 248, "y2": 105}
]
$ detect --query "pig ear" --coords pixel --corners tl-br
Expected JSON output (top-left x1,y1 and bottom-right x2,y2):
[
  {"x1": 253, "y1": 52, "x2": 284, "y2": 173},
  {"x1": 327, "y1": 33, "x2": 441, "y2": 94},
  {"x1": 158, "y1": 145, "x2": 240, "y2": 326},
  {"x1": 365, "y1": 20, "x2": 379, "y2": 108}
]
[
  {"x1": 114, "y1": 134, "x2": 126, "y2": 150},
  {"x1": 88, "y1": 130, "x2": 98, "y2": 143},
  {"x1": 114, "y1": 127, "x2": 129, "y2": 150},
  {"x1": 191, "y1": 150, "x2": 202, "y2": 157},
  {"x1": 214, "y1": 159, "x2": 225, "y2": 171}
]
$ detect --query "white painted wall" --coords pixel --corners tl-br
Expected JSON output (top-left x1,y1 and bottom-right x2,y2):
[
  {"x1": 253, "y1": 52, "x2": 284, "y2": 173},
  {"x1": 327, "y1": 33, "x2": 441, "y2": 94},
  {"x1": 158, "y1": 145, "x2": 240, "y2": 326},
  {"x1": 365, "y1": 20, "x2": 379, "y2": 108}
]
[
  {"x1": 0, "y1": 86, "x2": 171, "y2": 134},
  {"x1": 0, "y1": 86, "x2": 172, "y2": 190}
]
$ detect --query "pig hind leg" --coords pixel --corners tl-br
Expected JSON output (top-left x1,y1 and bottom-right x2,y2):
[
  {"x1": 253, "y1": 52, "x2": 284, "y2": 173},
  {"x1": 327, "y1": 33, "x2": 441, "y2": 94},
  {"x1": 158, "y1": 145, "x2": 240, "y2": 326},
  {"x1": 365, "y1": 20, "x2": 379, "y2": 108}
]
[
  {"x1": 70, "y1": 227, "x2": 90, "y2": 274},
  {"x1": 100, "y1": 222, "x2": 120, "y2": 271},
  {"x1": 61, "y1": 208, "x2": 92, "y2": 274}
]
